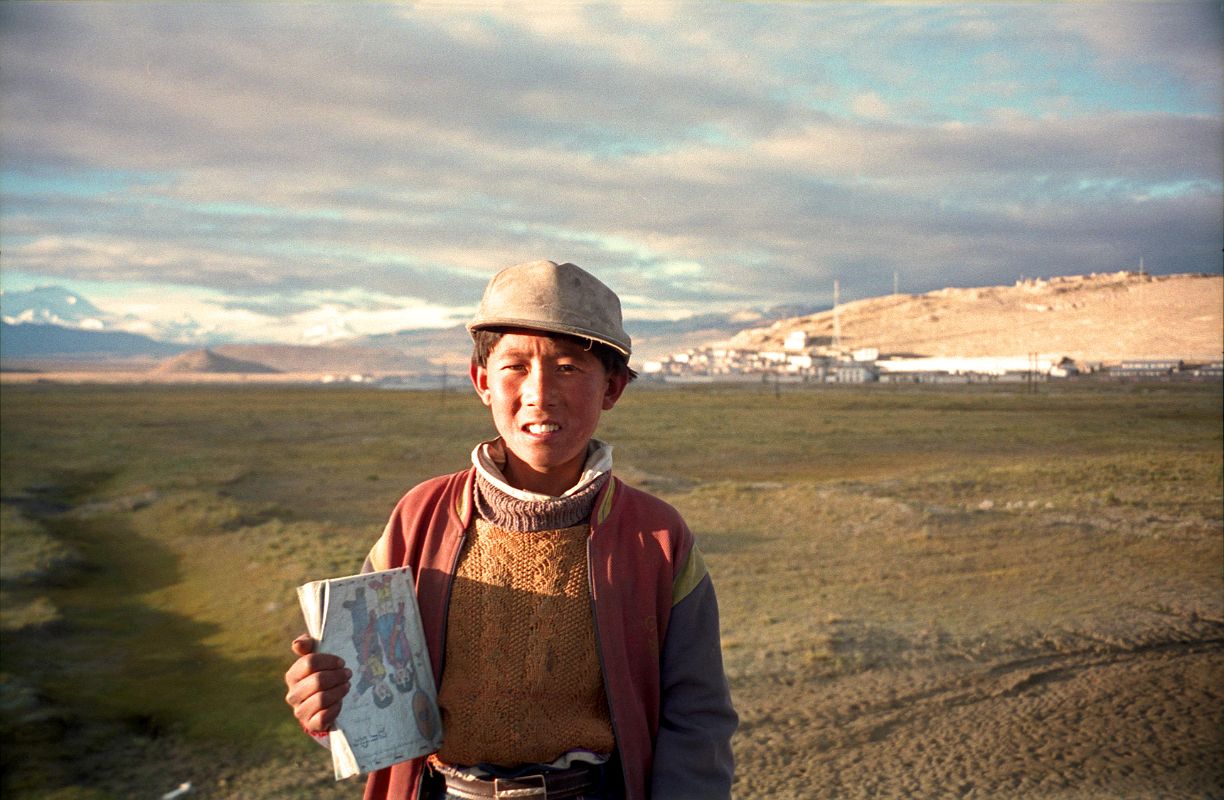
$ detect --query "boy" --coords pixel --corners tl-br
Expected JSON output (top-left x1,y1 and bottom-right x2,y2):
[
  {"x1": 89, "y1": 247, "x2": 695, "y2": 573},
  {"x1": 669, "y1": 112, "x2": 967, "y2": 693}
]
[{"x1": 284, "y1": 261, "x2": 737, "y2": 799}]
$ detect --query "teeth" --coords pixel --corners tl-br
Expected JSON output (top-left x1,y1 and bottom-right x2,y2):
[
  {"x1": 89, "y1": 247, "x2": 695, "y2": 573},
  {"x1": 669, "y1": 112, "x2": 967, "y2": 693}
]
[{"x1": 526, "y1": 423, "x2": 560, "y2": 434}]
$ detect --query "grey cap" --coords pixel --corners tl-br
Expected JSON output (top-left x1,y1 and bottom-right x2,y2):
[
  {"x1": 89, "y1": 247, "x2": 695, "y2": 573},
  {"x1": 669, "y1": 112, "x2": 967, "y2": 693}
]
[{"x1": 467, "y1": 260, "x2": 632, "y2": 356}]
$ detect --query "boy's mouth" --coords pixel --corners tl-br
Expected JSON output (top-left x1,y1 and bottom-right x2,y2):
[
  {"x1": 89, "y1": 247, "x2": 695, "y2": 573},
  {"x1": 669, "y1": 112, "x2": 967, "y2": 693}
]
[{"x1": 524, "y1": 422, "x2": 561, "y2": 434}]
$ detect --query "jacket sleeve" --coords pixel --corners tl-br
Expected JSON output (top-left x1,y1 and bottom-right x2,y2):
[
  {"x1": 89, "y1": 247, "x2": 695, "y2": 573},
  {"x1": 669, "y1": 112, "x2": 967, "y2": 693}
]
[{"x1": 650, "y1": 547, "x2": 738, "y2": 799}]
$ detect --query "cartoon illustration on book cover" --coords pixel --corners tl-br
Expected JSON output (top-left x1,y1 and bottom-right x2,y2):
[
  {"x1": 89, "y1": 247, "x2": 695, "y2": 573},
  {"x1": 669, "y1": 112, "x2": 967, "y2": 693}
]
[
  {"x1": 337, "y1": 574, "x2": 439, "y2": 740},
  {"x1": 299, "y1": 566, "x2": 441, "y2": 777}
]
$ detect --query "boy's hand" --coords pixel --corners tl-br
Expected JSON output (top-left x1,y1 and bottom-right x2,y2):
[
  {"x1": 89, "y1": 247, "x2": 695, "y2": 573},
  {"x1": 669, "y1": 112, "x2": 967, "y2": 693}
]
[{"x1": 284, "y1": 634, "x2": 351, "y2": 733}]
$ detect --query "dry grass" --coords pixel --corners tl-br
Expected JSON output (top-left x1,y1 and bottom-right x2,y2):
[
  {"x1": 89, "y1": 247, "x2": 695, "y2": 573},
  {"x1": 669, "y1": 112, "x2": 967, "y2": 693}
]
[{"x1": 1, "y1": 382, "x2": 1220, "y2": 798}]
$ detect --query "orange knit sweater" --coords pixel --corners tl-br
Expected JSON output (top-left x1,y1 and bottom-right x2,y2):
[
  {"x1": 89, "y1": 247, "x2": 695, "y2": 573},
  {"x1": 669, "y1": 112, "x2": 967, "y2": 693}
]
[{"x1": 435, "y1": 517, "x2": 615, "y2": 766}]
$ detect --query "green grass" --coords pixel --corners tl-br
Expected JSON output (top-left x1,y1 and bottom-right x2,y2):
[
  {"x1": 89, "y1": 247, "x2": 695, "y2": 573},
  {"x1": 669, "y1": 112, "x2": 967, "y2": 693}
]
[
  {"x1": 0, "y1": 382, "x2": 1220, "y2": 797},
  {"x1": 609, "y1": 384, "x2": 1221, "y2": 484}
]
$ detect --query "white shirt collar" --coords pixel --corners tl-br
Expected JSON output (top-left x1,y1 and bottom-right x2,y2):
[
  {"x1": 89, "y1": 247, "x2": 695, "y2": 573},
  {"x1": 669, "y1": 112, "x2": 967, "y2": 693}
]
[{"x1": 471, "y1": 437, "x2": 614, "y2": 502}]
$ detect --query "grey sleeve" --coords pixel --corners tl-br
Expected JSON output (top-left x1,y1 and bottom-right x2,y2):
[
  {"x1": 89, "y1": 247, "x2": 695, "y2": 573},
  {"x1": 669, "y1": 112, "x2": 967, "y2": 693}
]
[{"x1": 650, "y1": 574, "x2": 738, "y2": 799}]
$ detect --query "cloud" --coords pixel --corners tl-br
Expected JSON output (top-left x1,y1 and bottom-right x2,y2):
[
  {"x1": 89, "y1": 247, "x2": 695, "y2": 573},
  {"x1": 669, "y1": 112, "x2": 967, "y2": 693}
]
[
  {"x1": 1052, "y1": 3, "x2": 1223, "y2": 99},
  {"x1": 0, "y1": 2, "x2": 1219, "y2": 345},
  {"x1": 851, "y1": 92, "x2": 891, "y2": 120}
]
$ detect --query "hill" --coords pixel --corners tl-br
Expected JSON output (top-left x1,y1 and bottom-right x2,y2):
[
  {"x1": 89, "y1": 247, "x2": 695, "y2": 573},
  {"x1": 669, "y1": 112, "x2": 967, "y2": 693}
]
[
  {"x1": 210, "y1": 343, "x2": 431, "y2": 374},
  {"x1": 152, "y1": 349, "x2": 280, "y2": 374},
  {"x1": 724, "y1": 272, "x2": 1222, "y2": 363}
]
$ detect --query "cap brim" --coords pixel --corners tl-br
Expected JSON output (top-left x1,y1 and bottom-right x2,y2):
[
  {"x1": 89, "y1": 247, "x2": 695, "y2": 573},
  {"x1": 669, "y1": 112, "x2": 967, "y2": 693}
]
[{"x1": 467, "y1": 317, "x2": 631, "y2": 356}]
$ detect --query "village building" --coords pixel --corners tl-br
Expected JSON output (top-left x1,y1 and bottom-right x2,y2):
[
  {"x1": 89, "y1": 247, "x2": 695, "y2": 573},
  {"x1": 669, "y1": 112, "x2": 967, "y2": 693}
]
[
  {"x1": 641, "y1": 328, "x2": 1218, "y2": 386},
  {"x1": 1108, "y1": 359, "x2": 1185, "y2": 379}
]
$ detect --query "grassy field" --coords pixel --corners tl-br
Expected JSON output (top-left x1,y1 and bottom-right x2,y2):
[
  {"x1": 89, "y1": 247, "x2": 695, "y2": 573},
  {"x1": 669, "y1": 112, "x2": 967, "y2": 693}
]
[{"x1": 1, "y1": 382, "x2": 1220, "y2": 798}]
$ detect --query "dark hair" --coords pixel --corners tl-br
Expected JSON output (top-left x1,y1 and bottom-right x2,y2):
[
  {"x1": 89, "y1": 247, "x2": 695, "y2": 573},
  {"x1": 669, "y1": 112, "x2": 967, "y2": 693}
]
[{"x1": 471, "y1": 328, "x2": 638, "y2": 383}]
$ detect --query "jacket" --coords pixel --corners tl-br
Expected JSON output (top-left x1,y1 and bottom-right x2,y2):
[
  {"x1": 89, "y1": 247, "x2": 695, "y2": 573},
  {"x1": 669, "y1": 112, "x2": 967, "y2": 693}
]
[{"x1": 359, "y1": 467, "x2": 737, "y2": 799}]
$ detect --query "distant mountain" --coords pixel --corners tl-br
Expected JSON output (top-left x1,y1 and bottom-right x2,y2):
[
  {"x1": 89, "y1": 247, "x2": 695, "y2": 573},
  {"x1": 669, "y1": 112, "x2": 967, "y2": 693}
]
[
  {"x1": 0, "y1": 285, "x2": 827, "y2": 371},
  {"x1": 153, "y1": 349, "x2": 279, "y2": 374},
  {"x1": 350, "y1": 309, "x2": 830, "y2": 366},
  {"x1": 355, "y1": 324, "x2": 473, "y2": 366},
  {"x1": 211, "y1": 343, "x2": 434, "y2": 374},
  {"x1": 0, "y1": 320, "x2": 189, "y2": 359},
  {"x1": 626, "y1": 305, "x2": 827, "y2": 362},
  {"x1": 1, "y1": 286, "x2": 109, "y2": 328},
  {"x1": 1, "y1": 284, "x2": 215, "y2": 344},
  {"x1": 626, "y1": 307, "x2": 824, "y2": 338}
]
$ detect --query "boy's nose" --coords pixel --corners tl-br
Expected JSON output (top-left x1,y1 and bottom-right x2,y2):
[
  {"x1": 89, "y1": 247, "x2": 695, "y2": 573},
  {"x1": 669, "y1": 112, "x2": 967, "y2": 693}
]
[{"x1": 522, "y1": 367, "x2": 554, "y2": 405}]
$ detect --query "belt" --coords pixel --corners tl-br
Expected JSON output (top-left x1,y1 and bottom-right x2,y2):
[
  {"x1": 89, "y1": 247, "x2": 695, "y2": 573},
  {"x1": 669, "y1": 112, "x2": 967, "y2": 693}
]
[{"x1": 431, "y1": 760, "x2": 603, "y2": 800}]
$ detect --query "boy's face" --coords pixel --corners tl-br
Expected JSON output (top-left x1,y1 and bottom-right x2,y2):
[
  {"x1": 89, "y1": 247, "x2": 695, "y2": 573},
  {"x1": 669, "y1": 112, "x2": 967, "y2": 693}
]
[{"x1": 471, "y1": 330, "x2": 627, "y2": 496}]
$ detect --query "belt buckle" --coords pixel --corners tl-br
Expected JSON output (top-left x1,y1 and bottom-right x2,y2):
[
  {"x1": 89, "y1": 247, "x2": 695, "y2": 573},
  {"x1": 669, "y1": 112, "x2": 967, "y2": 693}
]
[{"x1": 493, "y1": 774, "x2": 547, "y2": 798}]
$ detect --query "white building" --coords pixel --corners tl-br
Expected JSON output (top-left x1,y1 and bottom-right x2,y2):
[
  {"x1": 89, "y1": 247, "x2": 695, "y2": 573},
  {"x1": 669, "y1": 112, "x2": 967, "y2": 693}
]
[
  {"x1": 784, "y1": 330, "x2": 808, "y2": 352},
  {"x1": 787, "y1": 354, "x2": 813, "y2": 370},
  {"x1": 875, "y1": 355, "x2": 1067, "y2": 377}
]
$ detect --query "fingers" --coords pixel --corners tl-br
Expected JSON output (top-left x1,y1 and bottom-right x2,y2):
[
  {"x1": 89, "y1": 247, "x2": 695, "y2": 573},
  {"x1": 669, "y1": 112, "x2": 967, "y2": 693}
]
[
  {"x1": 295, "y1": 676, "x2": 351, "y2": 731},
  {"x1": 285, "y1": 660, "x2": 352, "y2": 732},
  {"x1": 290, "y1": 634, "x2": 316, "y2": 658},
  {"x1": 284, "y1": 650, "x2": 347, "y2": 687},
  {"x1": 284, "y1": 634, "x2": 351, "y2": 733}
]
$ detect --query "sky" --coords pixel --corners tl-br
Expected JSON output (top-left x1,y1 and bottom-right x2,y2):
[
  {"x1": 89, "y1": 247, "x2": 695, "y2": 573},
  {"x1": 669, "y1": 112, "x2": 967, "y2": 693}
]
[{"x1": 1, "y1": 1, "x2": 1221, "y2": 346}]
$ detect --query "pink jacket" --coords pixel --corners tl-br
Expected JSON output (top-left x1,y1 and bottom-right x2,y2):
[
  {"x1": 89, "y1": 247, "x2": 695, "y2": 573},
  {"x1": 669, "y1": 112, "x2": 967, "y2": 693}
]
[{"x1": 360, "y1": 467, "x2": 735, "y2": 800}]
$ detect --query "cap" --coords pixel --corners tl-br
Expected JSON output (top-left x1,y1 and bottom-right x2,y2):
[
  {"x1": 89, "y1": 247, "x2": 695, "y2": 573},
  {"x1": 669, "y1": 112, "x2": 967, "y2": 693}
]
[{"x1": 467, "y1": 260, "x2": 632, "y2": 356}]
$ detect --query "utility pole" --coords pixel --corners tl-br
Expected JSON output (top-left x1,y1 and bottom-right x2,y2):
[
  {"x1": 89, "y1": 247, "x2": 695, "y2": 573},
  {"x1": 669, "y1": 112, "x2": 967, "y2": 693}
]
[{"x1": 833, "y1": 279, "x2": 841, "y2": 352}]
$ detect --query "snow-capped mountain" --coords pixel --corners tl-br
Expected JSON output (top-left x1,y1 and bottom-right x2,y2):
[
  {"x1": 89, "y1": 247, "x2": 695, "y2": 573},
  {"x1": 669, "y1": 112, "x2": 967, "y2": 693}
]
[
  {"x1": 1, "y1": 285, "x2": 218, "y2": 345},
  {"x1": 1, "y1": 286, "x2": 111, "y2": 329}
]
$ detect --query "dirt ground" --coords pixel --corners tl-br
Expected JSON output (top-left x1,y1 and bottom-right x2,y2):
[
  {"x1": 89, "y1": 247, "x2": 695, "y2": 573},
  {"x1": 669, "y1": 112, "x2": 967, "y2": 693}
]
[
  {"x1": 733, "y1": 634, "x2": 1222, "y2": 799},
  {"x1": 688, "y1": 480, "x2": 1224, "y2": 800}
]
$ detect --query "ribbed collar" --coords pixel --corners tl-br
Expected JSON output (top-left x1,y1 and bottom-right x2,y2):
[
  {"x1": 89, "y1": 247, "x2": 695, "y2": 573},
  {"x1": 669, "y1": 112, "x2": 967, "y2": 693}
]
[{"x1": 470, "y1": 438, "x2": 614, "y2": 533}]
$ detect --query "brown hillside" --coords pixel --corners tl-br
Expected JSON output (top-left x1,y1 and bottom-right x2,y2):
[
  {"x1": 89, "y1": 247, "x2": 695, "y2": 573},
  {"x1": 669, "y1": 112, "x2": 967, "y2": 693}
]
[
  {"x1": 727, "y1": 272, "x2": 1223, "y2": 363},
  {"x1": 152, "y1": 348, "x2": 279, "y2": 374},
  {"x1": 212, "y1": 343, "x2": 428, "y2": 373}
]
